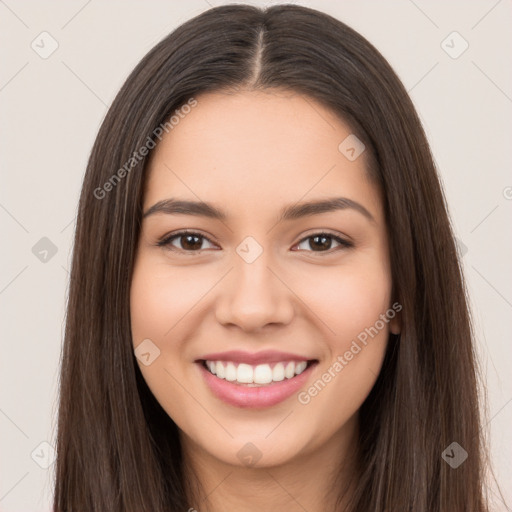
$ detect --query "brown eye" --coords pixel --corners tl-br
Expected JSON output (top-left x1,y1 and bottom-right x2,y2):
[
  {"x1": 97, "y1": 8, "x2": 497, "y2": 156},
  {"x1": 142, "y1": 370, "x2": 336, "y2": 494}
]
[
  {"x1": 158, "y1": 231, "x2": 216, "y2": 252},
  {"x1": 294, "y1": 233, "x2": 353, "y2": 253}
]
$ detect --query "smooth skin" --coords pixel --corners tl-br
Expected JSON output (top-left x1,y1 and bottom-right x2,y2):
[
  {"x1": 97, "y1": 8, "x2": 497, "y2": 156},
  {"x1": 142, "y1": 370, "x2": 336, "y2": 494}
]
[{"x1": 130, "y1": 89, "x2": 400, "y2": 512}]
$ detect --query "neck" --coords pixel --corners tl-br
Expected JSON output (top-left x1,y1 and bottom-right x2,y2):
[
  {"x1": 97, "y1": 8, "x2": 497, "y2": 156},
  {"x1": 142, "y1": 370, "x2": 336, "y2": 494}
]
[{"x1": 181, "y1": 414, "x2": 360, "y2": 512}]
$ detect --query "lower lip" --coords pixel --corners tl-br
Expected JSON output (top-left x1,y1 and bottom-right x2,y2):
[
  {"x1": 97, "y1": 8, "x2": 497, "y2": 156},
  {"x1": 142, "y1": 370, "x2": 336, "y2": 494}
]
[{"x1": 197, "y1": 361, "x2": 317, "y2": 408}]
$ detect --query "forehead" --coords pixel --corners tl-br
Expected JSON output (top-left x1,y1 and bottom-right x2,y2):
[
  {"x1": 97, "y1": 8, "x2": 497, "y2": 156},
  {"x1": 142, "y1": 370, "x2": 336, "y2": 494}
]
[{"x1": 143, "y1": 89, "x2": 382, "y2": 223}]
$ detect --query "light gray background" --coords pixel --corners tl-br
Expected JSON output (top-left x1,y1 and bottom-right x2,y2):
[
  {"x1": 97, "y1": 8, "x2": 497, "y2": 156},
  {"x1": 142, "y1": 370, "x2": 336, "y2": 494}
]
[{"x1": 1, "y1": 1, "x2": 511, "y2": 510}]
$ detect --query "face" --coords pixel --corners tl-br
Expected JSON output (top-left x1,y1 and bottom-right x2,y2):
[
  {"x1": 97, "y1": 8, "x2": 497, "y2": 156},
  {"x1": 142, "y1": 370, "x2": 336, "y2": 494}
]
[{"x1": 130, "y1": 89, "x2": 400, "y2": 469}]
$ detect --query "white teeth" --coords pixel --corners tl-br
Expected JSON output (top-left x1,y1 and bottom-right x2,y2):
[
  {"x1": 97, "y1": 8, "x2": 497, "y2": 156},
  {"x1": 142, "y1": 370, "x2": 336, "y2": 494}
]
[
  {"x1": 253, "y1": 364, "x2": 273, "y2": 384},
  {"x1": 295, "y1": 361, "x2": 307, "y2": 375},
  {"x1": 204, "y1": 359, "x2": 311, "y2": 385},
  {"x1": 225, "y1": 362, "x2": 237, "y2": 381},
  {"x1": 284, "y1": 362, "x2": 295, "y2": 379},
  {"x1": 216, "y1": 361, "x2": 225, "y2": 379},
  {"x1": 237, "y1": 363, "x2": 253, "y2": 383},
  {"x1": 272, "y1": 363, "x2": 285, "y2": 382}
]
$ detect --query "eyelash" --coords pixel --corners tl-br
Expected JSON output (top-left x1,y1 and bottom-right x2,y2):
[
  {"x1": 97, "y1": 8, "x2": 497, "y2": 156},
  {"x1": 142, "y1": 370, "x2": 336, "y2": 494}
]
[{"x1": 156, "y1": 229, "x2": 353, "y2": 255}]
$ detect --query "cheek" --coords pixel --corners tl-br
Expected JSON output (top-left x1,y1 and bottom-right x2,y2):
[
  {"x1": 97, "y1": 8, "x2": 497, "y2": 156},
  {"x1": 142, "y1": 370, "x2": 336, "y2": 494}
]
[
  {"x1": 129, "y1": 258, "x2": 201, "y2": 426},
  {"x1": 130, "y1": 258, "x2": 211, "y2": 344},
  {"x1": 130, "y1": 267, "x2": 166, "y2": 345},
  {"x1": 292, "y1": 258, "x2": 392, "y2": 422},
  {"x1": 291, "y1": 258, "x2": 392, "y2": 348}
]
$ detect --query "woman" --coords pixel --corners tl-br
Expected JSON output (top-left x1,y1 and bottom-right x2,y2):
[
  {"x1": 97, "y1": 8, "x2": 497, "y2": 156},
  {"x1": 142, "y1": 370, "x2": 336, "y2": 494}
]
[{"x1": 53, "y1": 4, "x2": 492, "y2": 511}]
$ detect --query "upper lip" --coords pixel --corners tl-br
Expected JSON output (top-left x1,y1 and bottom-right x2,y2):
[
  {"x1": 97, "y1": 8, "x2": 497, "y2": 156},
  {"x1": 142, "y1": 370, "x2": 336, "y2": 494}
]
[{"x1": 197, "y1": 350, "x2": 315, "y2": 365}]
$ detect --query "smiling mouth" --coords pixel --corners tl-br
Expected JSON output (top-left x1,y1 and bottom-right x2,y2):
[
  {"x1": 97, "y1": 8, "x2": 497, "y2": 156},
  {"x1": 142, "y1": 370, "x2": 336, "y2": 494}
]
[{"x1": 200, "y1": 359, "x2": 318, "y2": 387}]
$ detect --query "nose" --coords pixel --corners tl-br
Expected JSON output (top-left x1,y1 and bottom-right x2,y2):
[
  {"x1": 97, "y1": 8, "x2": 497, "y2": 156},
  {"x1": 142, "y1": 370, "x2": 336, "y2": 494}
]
[{"x1": 214, "y1": 251, "x2": 295, "y2": 333}]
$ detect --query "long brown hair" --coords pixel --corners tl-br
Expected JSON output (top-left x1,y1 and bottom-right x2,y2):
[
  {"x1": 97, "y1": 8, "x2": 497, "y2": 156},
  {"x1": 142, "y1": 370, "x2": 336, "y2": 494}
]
[{"x1": 53, "y1": 4, "x2": 491, "y2": 511}]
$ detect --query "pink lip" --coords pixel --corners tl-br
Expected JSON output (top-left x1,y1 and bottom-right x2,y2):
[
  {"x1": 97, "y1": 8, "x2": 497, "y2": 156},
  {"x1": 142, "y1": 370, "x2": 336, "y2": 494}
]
[
  {"x1": 197, "y1": 360, "x2": 318, "y2": 408},
  {"x1": 197, "y1": 350, "x2": 310, "y2": 365}
]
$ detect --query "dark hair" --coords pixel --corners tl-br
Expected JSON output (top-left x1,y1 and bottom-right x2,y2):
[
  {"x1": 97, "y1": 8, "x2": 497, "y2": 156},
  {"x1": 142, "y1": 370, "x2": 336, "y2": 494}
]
[{"x1": 54, "y1": 4, "x2": 492, "y2": 511}]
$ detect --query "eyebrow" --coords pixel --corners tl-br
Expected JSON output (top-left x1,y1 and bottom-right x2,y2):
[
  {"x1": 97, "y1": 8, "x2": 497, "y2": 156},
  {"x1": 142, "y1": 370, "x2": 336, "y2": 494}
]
[{"x1": 142, "y1": 196, "x2": 375, "y2": 223}]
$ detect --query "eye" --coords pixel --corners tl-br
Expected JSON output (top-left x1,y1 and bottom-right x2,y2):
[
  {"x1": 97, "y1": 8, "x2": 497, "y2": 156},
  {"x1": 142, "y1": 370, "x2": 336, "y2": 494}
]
[
  {"x1": 157, "y1": 230, "x2": 217, "y2": 253},
  {"x1": 156, "y1": 230, "x2": 353, "y2": 255},
  {"x1": 293, "y1": 232, "x2": 353, "y2": 253}
]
